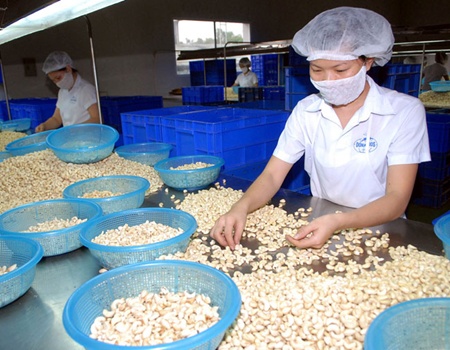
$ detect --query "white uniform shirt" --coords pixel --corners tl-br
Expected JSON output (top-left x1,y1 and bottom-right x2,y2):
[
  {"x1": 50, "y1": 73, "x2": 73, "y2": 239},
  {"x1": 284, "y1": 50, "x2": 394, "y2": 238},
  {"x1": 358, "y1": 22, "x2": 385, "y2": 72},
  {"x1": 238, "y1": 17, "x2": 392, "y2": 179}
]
[
  {"x1": 234, "y1": 71, "x2": 258, "y2": 87},
  {"x1": 56, "y1": 74, "x2": 97, "y2": 126},
  {"x1": 273, "y1": 76, "x2": 431, "y2": 208}
]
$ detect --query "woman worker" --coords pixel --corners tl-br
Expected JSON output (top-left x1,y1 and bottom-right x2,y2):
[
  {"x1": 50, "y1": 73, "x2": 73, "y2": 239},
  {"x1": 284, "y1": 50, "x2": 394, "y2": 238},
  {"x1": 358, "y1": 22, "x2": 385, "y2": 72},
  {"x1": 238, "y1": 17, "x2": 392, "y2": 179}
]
[
  {"x1": 211, "y1": 7, "x2": 430, "y2": 250},
  {"x1": 232, "y1": 57, "x2": 258, "y2": 87},
  {"x1": 422, "y1": 52, "x2": 449, "y2": 91},
  {"x1": 35, "y1": 51, "x2": 100, "y2": 132}
]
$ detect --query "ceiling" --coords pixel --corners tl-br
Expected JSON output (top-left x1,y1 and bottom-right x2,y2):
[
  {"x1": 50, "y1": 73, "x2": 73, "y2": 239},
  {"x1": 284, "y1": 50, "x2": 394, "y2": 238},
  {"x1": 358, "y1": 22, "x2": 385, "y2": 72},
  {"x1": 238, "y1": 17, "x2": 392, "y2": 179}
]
[
  {"x1": 0, "y1": 0, "x2": 56, "y2": 29},
  {"x1": 1, "y1": 0, "x2": 449, "y2": 57}
]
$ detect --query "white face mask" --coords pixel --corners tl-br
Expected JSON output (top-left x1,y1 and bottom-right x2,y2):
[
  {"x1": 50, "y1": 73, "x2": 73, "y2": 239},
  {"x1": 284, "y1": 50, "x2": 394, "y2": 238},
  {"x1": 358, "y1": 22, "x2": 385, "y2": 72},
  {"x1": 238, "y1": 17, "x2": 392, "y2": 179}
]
[
  {"x1": 310, "y1": 65, "x2": 367, "y2": 106},
  {"x1": 56, "y1": 72, "x2": 74, "y2": 90},
  {"x1": 241, "y1": 67, "x2": 249, "y2": 73}
]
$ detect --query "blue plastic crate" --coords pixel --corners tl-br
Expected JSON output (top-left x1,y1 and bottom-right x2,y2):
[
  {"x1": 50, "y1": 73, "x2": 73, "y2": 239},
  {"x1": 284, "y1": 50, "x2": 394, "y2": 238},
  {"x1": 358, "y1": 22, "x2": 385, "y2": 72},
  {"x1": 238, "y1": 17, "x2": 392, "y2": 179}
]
[
  {"x1": 288, "y1": 46, "x2": 309, "y2": 67},
  {"x1": 251, "y1": 54, "x2": 281, "y2": 86},
  {"x1": 234, "y1": 100, "x2": 286, "y2": 111},
  {"x1": 285, "y1": 67, "x2": 317, "y2": 94},
  {"x1": 100, "y1": 96, "x2": 163, "y2": 133},
  {"x1": 0, "y1": 101, "x2": 7, "y2": 121},
  {"x1": 426, "y1": 110, "x2": 450, "y2": 153},
  {"x1": 412, "y1": 177, "x2": 450, "y2": 208},
  {"x1": 285, "y1": 92, "x2": 312, "y2": 110},
  {"x1": 7, "y1": 98, "x2": 57, "y2": 129},
  {"x1": 368, "y1": 64, "x2": 421, "y2": 97},
  {"x1": 160, "y1": 108, "x2": 290, "y2": 170},
  {"x1": 262, "y1": 86, "x2": 285, "y2": 101},
  {"x1": 418, "y1": 152, "x2": 450, "y2": 181},
  {"x1": 189, "y1": 59, "x2": 236, "y2": 86},
  {"x1": 120, "y1": 106, "x2": 218, "y2": 145},
  {"x1": 238, "y1": 87, "x2": 263, "y2": 102},
  {"x1": 182, "y1": 86, "x2": 224, "y2": 105},
  {"x1": 223, "y1": 158, "x2": 311, "y2": 194}
]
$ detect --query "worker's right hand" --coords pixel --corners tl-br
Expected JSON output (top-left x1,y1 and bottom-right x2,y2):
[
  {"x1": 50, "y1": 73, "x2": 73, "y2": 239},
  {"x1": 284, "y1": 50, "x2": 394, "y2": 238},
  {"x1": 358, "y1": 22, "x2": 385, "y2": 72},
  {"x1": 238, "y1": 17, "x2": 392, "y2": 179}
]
[
  {"x1": 35, "y1": 123, "x2": 45, "y2": 133},
  {"x1": 210, "y1": 207, "x2": 247, "y2": 250}
]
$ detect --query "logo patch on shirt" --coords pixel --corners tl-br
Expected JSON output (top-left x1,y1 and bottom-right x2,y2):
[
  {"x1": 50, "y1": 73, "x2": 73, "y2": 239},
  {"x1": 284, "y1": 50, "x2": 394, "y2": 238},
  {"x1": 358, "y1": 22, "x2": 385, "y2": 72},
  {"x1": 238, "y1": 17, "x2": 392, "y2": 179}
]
[{"x1": 354, "y1": 137, "x2": 378, "y2": 153}]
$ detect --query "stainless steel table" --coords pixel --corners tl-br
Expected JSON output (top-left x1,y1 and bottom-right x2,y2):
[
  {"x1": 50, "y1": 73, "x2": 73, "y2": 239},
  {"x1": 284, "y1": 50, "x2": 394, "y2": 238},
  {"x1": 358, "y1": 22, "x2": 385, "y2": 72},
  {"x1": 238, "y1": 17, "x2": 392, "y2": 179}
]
[{"x1": 0, "y1": 176, "x2": 444, "y2": 350}]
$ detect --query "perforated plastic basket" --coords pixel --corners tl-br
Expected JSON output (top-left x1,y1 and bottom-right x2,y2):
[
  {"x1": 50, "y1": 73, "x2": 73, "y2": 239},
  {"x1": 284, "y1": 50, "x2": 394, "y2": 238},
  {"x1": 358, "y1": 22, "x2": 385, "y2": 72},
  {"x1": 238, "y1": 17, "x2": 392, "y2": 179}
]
[
  {"x1": 0, "y1": 151, "x2": 11, "y2": 162},
  {"x1": 154, "y1": 155, "x2": 224, "y2": 191},
  {"x1": 46, "y1": 124, "x2": 119, "y2": 164},
  {"x1": 0, "y1": 199, "x2": 103, "y2": 256},
  {"x1": 0, "y1": 118, "x2": 31, "y2": 132},
  {"x1": 79, "y1": 208, "x2": 197, "y2": 269},
  {"x1": 434, "y1": 211, "x2": 450, "y2": 259},
  {"x1": 5, "y1": 130, "x2": 53, "y2": 156},
  {"x1": 430, "y1": 81, "x2": 450, "y2": 93},
  {"x1": 115, "y1": 142, "x2": 173, "y2": 166},
  {"x1": 63, "y1": 260, "x2": 241, "y2": 350},
  {"x1": 0, "y1": 235, "x2": 43, "y2": 307},
  {"x1": 364, "y1": 298, "x2": 450, "y2": 350},
  {"x1": 63, "y1": 175, "x2": 150, "y2": 215}
]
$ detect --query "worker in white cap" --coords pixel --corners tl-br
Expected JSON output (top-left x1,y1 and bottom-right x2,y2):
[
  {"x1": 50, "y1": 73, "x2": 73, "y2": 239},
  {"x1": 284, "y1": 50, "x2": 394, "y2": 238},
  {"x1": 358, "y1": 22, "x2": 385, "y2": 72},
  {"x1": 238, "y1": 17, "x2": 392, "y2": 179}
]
[
  {"x1": 35, "y1": 51, "x2": 99, "y2": 132},
  {"x1": 211, "y1": 7, "x2": 430, "y2": 250}
]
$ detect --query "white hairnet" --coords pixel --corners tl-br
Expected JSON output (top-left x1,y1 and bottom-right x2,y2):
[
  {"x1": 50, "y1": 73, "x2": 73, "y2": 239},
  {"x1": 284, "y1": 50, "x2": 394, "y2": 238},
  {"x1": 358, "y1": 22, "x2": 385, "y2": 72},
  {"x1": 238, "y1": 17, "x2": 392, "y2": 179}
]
[
  {"x1": 292, "y1": 7, "x2": 394, "y2": 66},
  {"x1": 42, "y1": 51, "x2": 75, "y2": 74}
]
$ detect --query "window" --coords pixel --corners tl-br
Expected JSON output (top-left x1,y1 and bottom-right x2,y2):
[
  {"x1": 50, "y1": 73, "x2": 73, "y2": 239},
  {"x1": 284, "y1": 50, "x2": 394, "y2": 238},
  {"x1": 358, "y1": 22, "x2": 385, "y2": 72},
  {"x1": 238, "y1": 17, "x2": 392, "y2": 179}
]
[{"x1": 174, "y1": 20, "x2": 250, "y2": 74}]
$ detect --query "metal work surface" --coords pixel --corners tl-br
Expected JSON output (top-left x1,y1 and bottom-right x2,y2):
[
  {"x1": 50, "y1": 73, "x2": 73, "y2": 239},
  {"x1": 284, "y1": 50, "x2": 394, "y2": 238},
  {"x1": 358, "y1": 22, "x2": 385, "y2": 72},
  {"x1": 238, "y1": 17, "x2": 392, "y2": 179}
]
[{"x1": 0, "y1": 176, "x2": 444, "y2": 350}]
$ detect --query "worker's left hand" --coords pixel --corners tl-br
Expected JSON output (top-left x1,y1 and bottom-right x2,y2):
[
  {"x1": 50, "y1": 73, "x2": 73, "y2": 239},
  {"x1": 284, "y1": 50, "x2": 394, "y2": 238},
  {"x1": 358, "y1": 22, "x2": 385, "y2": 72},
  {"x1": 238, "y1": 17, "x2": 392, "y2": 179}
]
[{"x1": 285, "y1": 213, "x2": 340, "y2": 249}]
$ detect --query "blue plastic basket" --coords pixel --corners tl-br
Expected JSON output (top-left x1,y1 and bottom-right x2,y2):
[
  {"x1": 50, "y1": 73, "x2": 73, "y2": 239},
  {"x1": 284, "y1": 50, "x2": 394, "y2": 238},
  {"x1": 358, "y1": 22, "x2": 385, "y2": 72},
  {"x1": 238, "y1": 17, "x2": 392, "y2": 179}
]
[
  {"x1": 0, "y1": 151, "x2": 11, "y2": 162},
  {"x1": 430, "y1": 81, "x2": 450, "y2": 93},
  {"x1": 434, "y1": 211, "x2": 450, "y2": 259},
  {"x1": 0, "y1": 199, "x2": 103, "y2": 257},
  {"x1": 5, "y1": 130, "x2": 53, "y2": 156},
  {"x1": 364, "y1": 298, "x2": 450, "y2": 350},
  {"x1": 63, "y1": 260, "x2": 241, "y2": 350},
  {"x1": 115, "y1": 142, "x2": 173, "y2": 166},
  {"x1": 0, "y1": 118, "x2": 31, "y2": 132},
  {"x1": 154, "y1": 155, "x2": 224, "y2": 191},
  {"x1": 46, "y1": 124, "x2": 119, "y2": 164},
  {"x1": 63, "y1": 175, "x2": 150, "y2": 215},
  {"x1": 79, "y1": 208, "x2": 197, "y2": 269},
  {"x1": 0, "y1": 235, "x2": 43, "y2": 308}
]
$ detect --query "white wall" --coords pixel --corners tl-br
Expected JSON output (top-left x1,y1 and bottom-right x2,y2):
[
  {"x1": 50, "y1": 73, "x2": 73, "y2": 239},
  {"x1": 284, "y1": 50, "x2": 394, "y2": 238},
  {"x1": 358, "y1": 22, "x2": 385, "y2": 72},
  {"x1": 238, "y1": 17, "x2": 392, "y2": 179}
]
[{"x1": 0, "y1": 0, "x2": 446, "y2": 101}]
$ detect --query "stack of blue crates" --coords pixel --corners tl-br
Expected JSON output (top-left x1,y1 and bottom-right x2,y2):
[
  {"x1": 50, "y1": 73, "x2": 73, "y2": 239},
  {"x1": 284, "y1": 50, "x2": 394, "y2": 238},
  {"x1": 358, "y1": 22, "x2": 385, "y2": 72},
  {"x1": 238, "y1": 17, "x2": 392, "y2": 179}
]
[
  {"x1": 368, "y1": 64, "x2": 421, "y2": 97},
  {"x1": 4, "y1": 98, "x2": 57, "y2": 130},
  {"x1": 238, "y1": 86, "x2": 285, "y2": 103},
  {"x1": 288, "y1": 46, "x2": 309, "y2": 67},
  {"x1": 412, "y1": 109, "x2": 450, "y2": 208},
  {"x1": 100, "y1": 96, "x2": 163, "y2": 135},
  {"x1": 285, "y1": 66, "x2": 318, "y2": 110},
  {"x1": 181, "y1": 86, "x2": 224, "y2": 105},
  {"x1": 251, "y1": 54, "x2": 281, "y2": 86},
  {"x1": 120, "y1": 105, "x2": 217, "y2": 145},
  {"x1": 159, "y1": 108, "x2": 290, "y2": 171},
  {"x1": 189, "y1": 59, "x2": 236, "y2": 86}
]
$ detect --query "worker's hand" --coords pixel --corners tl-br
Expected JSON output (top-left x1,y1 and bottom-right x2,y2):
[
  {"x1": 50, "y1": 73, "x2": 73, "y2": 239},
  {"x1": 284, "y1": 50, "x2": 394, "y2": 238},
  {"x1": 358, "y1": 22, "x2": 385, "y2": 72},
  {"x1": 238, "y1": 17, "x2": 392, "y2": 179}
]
[
  {"x1": 210, "y1": 207, "x2": 247, "y2": 250},
  {"x1": 285, "y1": 214, "x2": 340, "y2": 249},
  {"x1": 35, "y1": 123, "x2": 45, "y2": 133}
]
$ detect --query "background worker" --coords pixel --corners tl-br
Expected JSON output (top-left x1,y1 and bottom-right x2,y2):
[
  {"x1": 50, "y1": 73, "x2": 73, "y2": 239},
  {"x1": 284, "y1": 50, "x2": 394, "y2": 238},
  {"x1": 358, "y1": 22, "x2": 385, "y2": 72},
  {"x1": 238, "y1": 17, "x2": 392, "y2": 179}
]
[
  {"x1": 35, "y1": 51, "x2": 99, "y2": 132},
  {"x1": 422, "y1": 52, "x2": 449, "y2": 91},
  {"x1": 232, "y1": 57, "x2": 258, "y2": 88}
]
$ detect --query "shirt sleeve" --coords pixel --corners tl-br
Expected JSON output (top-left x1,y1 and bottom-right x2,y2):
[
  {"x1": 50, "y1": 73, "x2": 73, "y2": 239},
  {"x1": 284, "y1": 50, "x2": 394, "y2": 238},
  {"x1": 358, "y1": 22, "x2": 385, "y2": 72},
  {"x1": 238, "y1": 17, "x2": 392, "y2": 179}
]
[
  {"x1": 387, "y1": 98, "x2": 431, "y2": 166},
  {"x1": 273, "y1": 104, "x2": 307, "y2": 164}
]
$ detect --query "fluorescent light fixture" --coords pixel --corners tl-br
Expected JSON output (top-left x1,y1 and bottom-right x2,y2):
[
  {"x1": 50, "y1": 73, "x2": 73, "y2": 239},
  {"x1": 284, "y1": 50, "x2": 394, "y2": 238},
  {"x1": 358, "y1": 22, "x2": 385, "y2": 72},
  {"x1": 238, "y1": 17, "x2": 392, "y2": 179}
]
[{"x1": 0, "y1": 0, "x2": 124, "y2": 45}]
